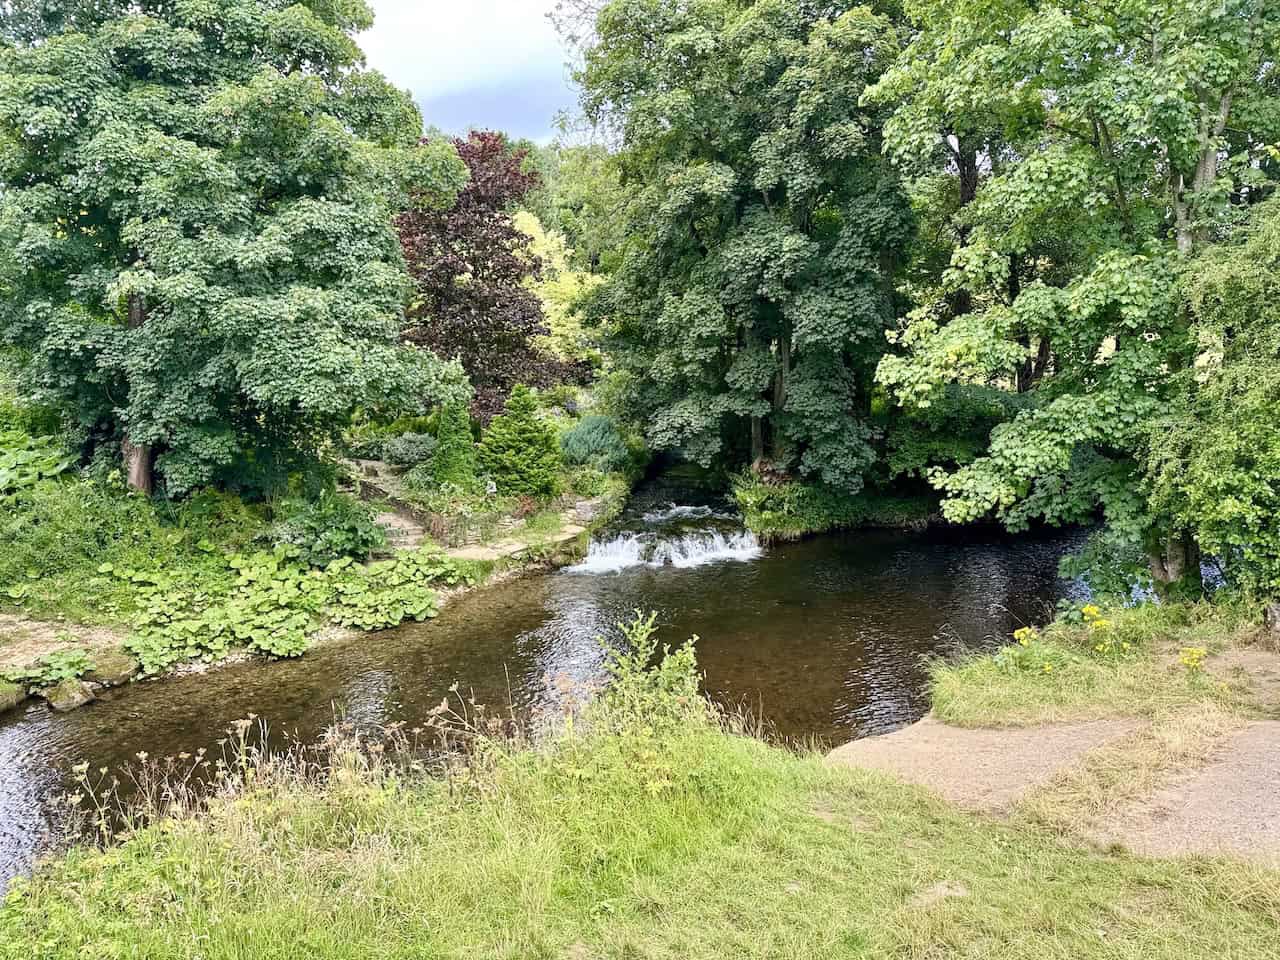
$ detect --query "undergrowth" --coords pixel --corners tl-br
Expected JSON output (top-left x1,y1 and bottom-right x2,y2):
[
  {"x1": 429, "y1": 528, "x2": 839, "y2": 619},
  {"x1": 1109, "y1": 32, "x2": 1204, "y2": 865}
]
[{"x1": 734, "y1": 475, "x2": 936, "y2": 541}]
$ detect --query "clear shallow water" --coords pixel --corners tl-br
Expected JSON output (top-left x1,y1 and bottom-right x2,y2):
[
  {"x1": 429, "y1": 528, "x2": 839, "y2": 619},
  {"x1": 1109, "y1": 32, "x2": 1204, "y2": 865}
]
[{"x1": 0, "y1": 497, "x2": 1083, "y2": 885}]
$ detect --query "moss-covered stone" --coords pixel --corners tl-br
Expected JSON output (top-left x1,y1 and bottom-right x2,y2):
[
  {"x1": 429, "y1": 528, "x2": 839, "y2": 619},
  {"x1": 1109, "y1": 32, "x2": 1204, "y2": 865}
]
[
  {"x1": 84, "y1": 649, "x2": 140, "y2": 688},
  {"x1": 0, "y1": 679, "x2": 26, "y2": 715},
  {"x1": 43, "y1": 678, "x2": 96, "y2": 712}
]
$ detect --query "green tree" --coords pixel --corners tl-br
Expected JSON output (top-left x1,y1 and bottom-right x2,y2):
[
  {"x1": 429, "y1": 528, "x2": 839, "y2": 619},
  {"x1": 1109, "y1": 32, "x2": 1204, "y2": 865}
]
[
  {"x1": 0, "y1": 0, "x2": 469, "y2": 496},
  {"x1": 872, "y1": 0, "x2": 1280, "y2": 591},
  {"x1": 477, "y1": 386, "x2": 561, "y2": 498},
  {"x1": 431, "y1": 402, "x2": 478, "y2": 489},
  {"x1": 1148, "y1": 197, "x2": 1280, "y2": 597},
  {"x1": 577, "y1": 0, "x2": 911, "y2": 492}
]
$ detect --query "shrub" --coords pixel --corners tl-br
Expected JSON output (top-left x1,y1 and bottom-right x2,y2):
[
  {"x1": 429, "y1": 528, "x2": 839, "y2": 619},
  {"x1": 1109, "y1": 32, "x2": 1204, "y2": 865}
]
[
  {"x1": 478, "y1": 386, "x2": 562, "y2": 498},
  {"x1": 0, "y1": 430, "x2": 75, "y2": 503},
  {"x1": 269, "y1": 493, "x2": 386, "y2": 567},
  {"x1": 431, "y1": 403, "x2": 478, "y2": 489},
  {"x1": 383, "y1": 432, "x2": 437, "y2": 468},
  {"x1": 560, "y1": 415, "x2": 630, "y2": 472}
]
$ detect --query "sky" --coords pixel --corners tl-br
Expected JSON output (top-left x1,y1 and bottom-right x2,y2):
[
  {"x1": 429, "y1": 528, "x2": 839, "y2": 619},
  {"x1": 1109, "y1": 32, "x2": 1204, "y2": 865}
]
[{"x1": 360, "y1": 1, "x2": 578, "y2": 143}]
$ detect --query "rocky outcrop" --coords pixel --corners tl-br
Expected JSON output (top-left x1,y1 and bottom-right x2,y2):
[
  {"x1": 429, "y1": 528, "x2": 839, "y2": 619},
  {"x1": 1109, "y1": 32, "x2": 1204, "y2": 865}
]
[
  {"x1": 43, "y1": 679, "x2": 96, "y2": 713},
  {"x1": 84, "y1": 650, "x2": 140, "y2": 688}
]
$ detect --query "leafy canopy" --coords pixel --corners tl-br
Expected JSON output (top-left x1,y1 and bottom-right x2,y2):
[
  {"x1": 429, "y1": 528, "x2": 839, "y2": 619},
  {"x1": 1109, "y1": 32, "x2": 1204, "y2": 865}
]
[
  {"x1": 0, "y1": 0, "x2": 470, "y2": 495},
  {"x1": 578, "y1": 0, "x2": 912, "y2": 491}
]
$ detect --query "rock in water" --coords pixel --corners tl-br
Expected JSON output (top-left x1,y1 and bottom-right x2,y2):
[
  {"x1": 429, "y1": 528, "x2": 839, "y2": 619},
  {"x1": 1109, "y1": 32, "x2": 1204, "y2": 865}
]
[
  {"x1": 84, "y1": 650, "x2": 141, "y2": 688},
  {"x1": 0, "y1": 680, "x2": 26, "y2": 715},
  {"x1": 43, "y1": 679, "x2": 97, "y2": 712}
]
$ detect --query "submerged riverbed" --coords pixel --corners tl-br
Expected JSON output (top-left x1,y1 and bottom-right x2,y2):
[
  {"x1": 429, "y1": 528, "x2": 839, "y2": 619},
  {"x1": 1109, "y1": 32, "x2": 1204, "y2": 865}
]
[{"x1": 0, "y1": 498, "x2": 1083, "y2": 884}]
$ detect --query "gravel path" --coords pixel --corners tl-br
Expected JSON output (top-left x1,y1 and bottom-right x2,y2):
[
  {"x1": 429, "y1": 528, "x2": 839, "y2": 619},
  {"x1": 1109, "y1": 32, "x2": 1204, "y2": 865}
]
[
  {"x1": 827, "y1": 717, "x2": 1141, "y2": 813},
  {"x1": 829, "y1": 715, "x2": 1280, "y2": 866}
]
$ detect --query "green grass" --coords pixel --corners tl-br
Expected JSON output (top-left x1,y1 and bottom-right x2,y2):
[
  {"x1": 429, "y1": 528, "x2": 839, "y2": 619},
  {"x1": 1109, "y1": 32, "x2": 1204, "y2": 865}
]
[
  {"x1": 3, "y1": 719, "x2": 1276, "y2": 959},
  {"x1": 930, "y1": 601, "x2": 1263, "y2": 728}
]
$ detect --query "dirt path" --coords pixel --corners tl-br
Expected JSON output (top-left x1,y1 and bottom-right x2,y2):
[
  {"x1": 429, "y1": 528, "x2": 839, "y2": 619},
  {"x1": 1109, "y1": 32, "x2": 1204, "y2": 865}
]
[
  {"x1": 829, "y1": 714, "x2": 1280, "y2": 866},
  {"x1": 827, "y1": 717, "x2": 1142, "y2": 813},
  {"x1": 1093, "y1": 720, "x2": 1280, "y2": 866},
  {"x1": 0, "y1": 614, "x2": 126, "y2": 673}
]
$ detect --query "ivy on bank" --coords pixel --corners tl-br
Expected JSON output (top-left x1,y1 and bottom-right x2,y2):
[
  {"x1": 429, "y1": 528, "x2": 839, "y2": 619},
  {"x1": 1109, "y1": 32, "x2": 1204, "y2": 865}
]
[{"x1": 120, "y1": 547, "x2": 476, "y2": 675}]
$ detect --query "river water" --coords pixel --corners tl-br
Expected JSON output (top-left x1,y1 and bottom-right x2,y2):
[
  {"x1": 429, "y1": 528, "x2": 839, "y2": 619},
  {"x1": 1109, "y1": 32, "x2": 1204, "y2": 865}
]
[{"x1": 0, "y1": 493, "x2": 1083, "y2": 885}]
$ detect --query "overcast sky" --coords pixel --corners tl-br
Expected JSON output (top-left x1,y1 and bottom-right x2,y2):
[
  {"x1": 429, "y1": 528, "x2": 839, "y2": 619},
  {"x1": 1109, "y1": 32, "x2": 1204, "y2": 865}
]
[{"x1": 360, "y1": 1, "x2": 577, "y2": 143}]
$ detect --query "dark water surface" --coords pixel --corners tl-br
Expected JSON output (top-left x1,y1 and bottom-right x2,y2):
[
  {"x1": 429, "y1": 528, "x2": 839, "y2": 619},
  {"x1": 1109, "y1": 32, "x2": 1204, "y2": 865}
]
[{"x1": 0, "y1": 511, "x2": 1082, "y2": 885}]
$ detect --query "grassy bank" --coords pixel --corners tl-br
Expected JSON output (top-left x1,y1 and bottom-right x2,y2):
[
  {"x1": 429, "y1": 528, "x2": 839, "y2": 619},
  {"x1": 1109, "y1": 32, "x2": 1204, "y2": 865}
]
[
  {"x1": 3, "y1": 620, "x2": 1277, "y2": 959},
  {"x1": 929, "y1": 600, "x2": 1272, "y2": 728},
  {"x1": 733, "y1": 475, "x2": 936, "y2": 542}
]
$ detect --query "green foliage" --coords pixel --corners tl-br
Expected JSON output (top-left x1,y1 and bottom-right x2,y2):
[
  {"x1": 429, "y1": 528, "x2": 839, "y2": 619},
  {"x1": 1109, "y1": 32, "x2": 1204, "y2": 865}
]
[
  {"x1": 560, "y1": 415, "x2": 629, "y2": 473},
  {"x1": 579, "y1": 1, "x2": 911, "y2": 490},
  {"x1": 124, "y1": 546, "x2": 473, "y2": 675},
  {"x1": 478, "y1": 386, "x2": 562, "y2": 498},
  {"x1": 0, "y1": 0, "x2": 470, "y2": 495},
  {"x1": 430, "y1": 403, "x2": 478, "y2": 490},
  {"x1": 596, "y1": 612, "x2": 706, "y2": 734},
  {"x1": 868, "y1": 0, "x2": 1280, "y2": 589},
  {"x1": 0, "y1": 478, "x2": 264, "y2": 623},
  {"x1": 383, "y1": 433, "x2": 437, "y2": 468},
  {"x1": 2, "y1": 648, "x2": 92, "y2": 692},
  {"x1": 328, "y1": 550, "x2": 472, "y2": 631},
  {"x1": 0, "y1": 430, "x2": 74, "y2": 502},
  {"x1": 734, "y1": 475, "x2": 934, "y2": 541},
  {"x1": 1148, "y1": 199, "x2": 1280, "y2": 597},
  {"x1": 269, "y1": 493, "x2": 385, "y2": 567}
]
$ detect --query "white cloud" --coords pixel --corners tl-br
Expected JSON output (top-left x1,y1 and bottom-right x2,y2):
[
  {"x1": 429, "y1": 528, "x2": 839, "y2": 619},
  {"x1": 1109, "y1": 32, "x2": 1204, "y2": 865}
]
[{"x1": 361, "y1": 1, "x2": 569, "y2": 99}]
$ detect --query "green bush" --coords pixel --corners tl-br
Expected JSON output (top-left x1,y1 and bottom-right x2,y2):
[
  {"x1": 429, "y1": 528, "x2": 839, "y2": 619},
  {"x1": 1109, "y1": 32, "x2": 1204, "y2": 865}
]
[
  {"x1": 0, "y1": 479, "x2": 264, "y2": 623},
  {"x1": 269, "y1": 493, "x2": 386, "y2": 567},
  {"x1": 733, "y1": 475, "x2": 935, "y2": 541},
  {"x1": 478, "y1": 386, "x2": 562, "y2": 498},
  {"x1": 383, "y1": 432, "x2": 437, "y2": 468},
  {"x1": 560, "y1": 415, "x2": 630, "y2": 472},
  {"x1": 0, "y1": 430, "x2": 75, "y2": 503},
  {"x1": 431, "y1": 403, "x2": 478, "y2": 489}
]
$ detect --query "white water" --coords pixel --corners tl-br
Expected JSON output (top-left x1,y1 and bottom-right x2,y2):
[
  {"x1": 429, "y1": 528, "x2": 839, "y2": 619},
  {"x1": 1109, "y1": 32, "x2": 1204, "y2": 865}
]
[
  {"x1": 641, "y1": 504, "x2": 716, "y2": 523},
  {"x1": 568, "y1": 529, "x2": 763, "y2": 574}
]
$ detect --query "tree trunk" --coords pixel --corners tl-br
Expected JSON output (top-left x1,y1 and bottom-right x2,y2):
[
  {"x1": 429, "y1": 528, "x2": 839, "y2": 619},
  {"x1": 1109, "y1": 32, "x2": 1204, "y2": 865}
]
[
  {"x1": 771, "y1": 333, "x2": 790, "y2": 462},
  {"x1": 1148, "y1": 531, "x2": 1203, "y2": 599},
  {"x1": 948, "y1": 140, "x2": 981, "y2": 318},
  {"x1": 750, "y1": 416, "x2": 765, "y2": 469},
  {"x1": 123, "y1": 293, "x2": 154, "y2": 495}
]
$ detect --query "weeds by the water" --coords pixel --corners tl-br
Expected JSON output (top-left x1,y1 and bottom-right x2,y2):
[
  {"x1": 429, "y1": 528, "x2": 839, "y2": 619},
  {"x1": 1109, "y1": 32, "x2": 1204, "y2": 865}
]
[
  {"x1": 3, "y1": 614, "x2": 1278, "y2": 959},
  {"x1": 930, "y1": 601, "x2": 1265, "y2": 728}
]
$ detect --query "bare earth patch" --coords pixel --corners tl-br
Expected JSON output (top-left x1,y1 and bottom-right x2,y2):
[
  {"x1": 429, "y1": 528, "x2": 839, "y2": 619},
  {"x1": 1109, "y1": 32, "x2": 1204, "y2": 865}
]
[
  {"x1": 826, "y1": 717, "x2": 1142, "y2": 813},
  {"x1": 1209, "y1": 645, "x2": 1280, "y2": 716},
  {"x1": 1094, "y1": 720, "x2": 1280, "y2": 867},
  {"x1": 0, "y1": 614, "x2": 126, "y2": 672}
]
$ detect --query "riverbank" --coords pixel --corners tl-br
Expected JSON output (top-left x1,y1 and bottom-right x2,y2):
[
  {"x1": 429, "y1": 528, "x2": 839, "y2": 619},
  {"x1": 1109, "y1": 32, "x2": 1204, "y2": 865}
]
[
  {"x1": 2, "y1": 616, "x2": 1276, "y2": 958},
  {"x1": 0, "y1": 479, "x2": 630, "y2": 719},
  {"x1": 829, "y1": 600, "x2": 1280, "y2": 865},
  {"x1": 732, "y1": 474, "x2": 937, "y2": 542}
]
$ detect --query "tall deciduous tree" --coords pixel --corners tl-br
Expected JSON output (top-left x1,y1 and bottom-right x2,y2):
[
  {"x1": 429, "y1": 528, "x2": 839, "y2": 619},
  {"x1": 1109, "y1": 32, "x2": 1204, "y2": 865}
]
[
  {"x1": 872, "y1": 0, "x2": 1280, "y2": 591},
  {"x1": 577, "y1": 0, "x2": 911, "y2": 491},
  {"x1": 0, "y1": 0, "x2": 470, "y2": 496},
  {"x1": 399, "y1": 131, "x2": 583, "y2": 419}
]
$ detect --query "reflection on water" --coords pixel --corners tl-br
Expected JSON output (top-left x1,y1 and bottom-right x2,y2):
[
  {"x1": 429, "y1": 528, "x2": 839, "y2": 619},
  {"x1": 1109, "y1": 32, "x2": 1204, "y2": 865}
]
[{"x1": 0, "y1": 505, "x2": 1082, "y2": 885}]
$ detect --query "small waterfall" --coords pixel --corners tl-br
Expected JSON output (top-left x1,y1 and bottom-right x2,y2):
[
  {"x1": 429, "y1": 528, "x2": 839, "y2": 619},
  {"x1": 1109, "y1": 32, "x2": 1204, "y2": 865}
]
[
  {"x1": 568, "y1": 533, "x2": 648, "y2": 574},
  {"x1": 641, "y1": 504, "x2": 715, "y2": 523},
  {"x1": 567, "y1": 529, "x2": 763, "y2": 574}
]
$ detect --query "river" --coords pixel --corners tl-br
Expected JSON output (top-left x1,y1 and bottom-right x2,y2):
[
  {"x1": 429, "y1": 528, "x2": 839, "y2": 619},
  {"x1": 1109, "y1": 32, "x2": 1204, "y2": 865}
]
[{"x1": 0, "y1": 493, "x2": 1083, "y2": 885}]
